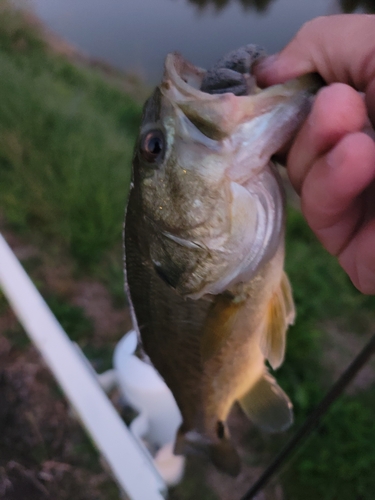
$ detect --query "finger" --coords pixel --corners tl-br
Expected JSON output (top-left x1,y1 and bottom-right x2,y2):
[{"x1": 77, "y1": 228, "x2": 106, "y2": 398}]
[
  {"x1": 300, "y1": 131, "x2": 375, "y2": 256},
  {"x1": 339, "y1": 218, "x2": 375, "y2": 295},
  {"x1": 255, "y1": 15, "x2": 375, "y2": 91},
  {"x1": 366, "y1": 79, "x2": 375, "y2": 128},
  {"x1": 287, "y1": 83, "x2": 367, "y2": 193}
]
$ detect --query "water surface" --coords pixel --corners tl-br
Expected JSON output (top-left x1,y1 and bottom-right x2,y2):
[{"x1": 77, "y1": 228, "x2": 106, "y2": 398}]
[{"x1": 26, "y1": 0, "x2": 374, "y2": 82}]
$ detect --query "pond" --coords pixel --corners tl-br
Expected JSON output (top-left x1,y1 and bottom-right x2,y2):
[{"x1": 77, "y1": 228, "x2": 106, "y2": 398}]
[{"x1": 26, "y1": 0, "x2": 375, "y2": 84}]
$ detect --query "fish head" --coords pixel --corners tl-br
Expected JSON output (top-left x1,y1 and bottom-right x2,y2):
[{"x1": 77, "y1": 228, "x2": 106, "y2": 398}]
[
  {"x1": 133, "y1": 54, "x2": 231, "y2": 235},
  {"x1": 132, "y1": 52, "x2": 322, "y2": 298}
]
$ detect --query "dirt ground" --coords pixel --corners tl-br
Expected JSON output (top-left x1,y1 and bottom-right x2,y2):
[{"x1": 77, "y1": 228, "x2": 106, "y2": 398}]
[
  {"x1": 0, "y1": 228, "x2": 130, "y2": 500},
  {"x1": 0, "y1": 330, "x2": 121, "y2": 500}
]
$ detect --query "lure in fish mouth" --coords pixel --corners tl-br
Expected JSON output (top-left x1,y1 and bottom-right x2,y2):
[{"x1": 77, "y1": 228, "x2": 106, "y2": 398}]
[{"x1": 125, "y1": 46, "x2": 322, "y2": 476}]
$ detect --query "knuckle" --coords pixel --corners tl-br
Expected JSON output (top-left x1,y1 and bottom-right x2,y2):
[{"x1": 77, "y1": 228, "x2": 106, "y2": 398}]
[{"x1": 313, "y1": 83, "x2": 366, "y2": 132}]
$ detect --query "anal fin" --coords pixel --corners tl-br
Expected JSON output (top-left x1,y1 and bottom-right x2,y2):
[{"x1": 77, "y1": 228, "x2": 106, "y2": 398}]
[
  {"x1": 259, "y1": 272, "x2": 295, "y2": 370},
  {"x1": 238, "y1": 371, "x2": 293, "y2": 433}
]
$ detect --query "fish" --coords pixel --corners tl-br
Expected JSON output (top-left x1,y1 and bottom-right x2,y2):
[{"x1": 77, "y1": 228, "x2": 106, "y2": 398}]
[{"x1": 124, "y1": 45, "x2": 322, "y2": 476}]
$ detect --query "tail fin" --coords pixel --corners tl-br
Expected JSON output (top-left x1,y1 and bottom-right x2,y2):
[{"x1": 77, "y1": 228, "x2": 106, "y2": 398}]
[
  {"x1": 208, "y1": 439, "x2": 241, "y2": 477},
  {"x1": 174, "y1": 427, "x2": 241, "y2": 477}
]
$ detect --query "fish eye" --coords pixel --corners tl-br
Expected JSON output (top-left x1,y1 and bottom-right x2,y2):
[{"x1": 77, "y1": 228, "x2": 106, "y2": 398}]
[{"x1": 139, "y1": 129, "x2": 165, "y2": 163}]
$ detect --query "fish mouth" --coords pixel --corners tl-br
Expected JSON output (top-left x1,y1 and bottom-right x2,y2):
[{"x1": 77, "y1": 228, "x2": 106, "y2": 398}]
[
  {"x1": 160, "y1": 53, "x2": 247, "y2": 141},
  {"x1": 161, "y1": 52, "x2": 208, "y2": 100},
  {"x1": 160, "y1": 52, "x2": 323, "y2": 142}
]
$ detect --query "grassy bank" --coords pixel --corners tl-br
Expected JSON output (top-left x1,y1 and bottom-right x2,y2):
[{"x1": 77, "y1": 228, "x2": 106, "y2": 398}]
[
  {"x1": 0, "y1": 2, "x2": 142, "y2": 266},
  {"x1": 0, "y1": 3, "x2": 143, "y2": 499},
  {"x1": 1, "y1": 2, "x2": 375, "y2": 499},
  {"x1": 280, "y1": 208, "x2": 375, "y2": 499}
]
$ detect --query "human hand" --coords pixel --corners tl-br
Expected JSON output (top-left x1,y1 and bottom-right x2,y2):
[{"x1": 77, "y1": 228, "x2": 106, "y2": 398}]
[{"x1": 255, "y1": 14, "x2": 375, "y2": 294}]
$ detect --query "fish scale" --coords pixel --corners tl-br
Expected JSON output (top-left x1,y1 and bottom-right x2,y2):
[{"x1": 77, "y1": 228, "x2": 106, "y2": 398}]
[{"x1": 125, "y1": 196, "x2": 207, "y2": 407}]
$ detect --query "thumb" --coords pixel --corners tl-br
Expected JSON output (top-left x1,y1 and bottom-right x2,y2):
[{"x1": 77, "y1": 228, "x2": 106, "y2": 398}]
[
  {"x1": 255, "y1": 14, "x2": 375, "y2": 92},
  {"x1": 255, "y1": 44, "x2": 315, "y2": 87}
]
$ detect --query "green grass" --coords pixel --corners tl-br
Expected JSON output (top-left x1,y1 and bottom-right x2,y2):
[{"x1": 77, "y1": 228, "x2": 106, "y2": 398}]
[
  {"x1": 276, "y1": 207, "x2": 375, "y2": 498},
  {"x1": 0, "y1": 3, "x2": 141, "y2": 266},
  {"x1": 274, "y1": 207, "x2": 375, "y2": 418},
  {"x1": 282, "y1": 393, "x2": 375, "y2": 500},
  {"x1": 45, "y1": 294, "x2": 94, "y2": 343}
]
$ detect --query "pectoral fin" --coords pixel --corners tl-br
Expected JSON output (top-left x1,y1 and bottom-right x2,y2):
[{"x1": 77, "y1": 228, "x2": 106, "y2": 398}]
[
  {"x1": 259, "y1": 272, "x2": 295, "y2": 370},
  {"x1": 238, "y1": 371, "x2": 293, "y2": 433},
  {"x1": 280, "y1": 271, "x2": 296, "y2": 324},
  {"x1": 200, "y1": 294, "x2": 243, "y2": 362}
]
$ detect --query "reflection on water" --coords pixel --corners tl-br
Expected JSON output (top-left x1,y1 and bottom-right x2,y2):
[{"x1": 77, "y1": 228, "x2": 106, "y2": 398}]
[
  {"x1": 187, "y1": 0, "x2": 375, "y2": 12},
  {"x1": 187, "y1": 0, "x2": 275, "y2": 13},
  {"x1": 340, "y1": 0, "x2": 375, "y2": 12}
]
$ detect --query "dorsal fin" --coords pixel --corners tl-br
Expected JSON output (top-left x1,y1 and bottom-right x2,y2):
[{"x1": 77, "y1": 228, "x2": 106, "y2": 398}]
[{"x1": 259, "y1": 272, "x2": 295, "y2": 370}]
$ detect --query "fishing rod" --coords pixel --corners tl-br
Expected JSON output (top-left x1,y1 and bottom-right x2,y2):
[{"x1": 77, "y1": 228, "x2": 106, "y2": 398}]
[{"x1": 240, "y1": 332, "x2": 375, "y2": 500}]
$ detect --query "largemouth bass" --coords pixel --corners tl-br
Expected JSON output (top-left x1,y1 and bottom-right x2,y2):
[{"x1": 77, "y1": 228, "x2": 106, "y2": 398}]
[{"x1": 124, "y1": 46, "x2": 322, "y2": 476}]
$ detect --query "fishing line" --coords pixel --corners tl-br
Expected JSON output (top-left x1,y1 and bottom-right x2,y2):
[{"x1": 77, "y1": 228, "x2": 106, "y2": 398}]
[{"x1": 240, "y1": 332, "x2": 375, "y2": 500}]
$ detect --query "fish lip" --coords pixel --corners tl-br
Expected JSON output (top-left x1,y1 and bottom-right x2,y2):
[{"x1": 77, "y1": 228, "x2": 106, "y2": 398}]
[
  {"x1": 161, "y1": 53, "x2": 323, "y2": 144},
  {"x1": 161, "y1": 52, "x2": 209, "y2": 100}
]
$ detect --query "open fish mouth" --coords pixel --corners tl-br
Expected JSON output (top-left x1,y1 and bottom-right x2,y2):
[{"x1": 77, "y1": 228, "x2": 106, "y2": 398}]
[
  {"x1": 161, "y1": 44, "x2": 265, "y2": 99},
  {"x1": 159, "y1": 50, "x2": 323, "y2": 153},
  {"x1": 162, "y1": 51, "x2": 208, "y2": 97}
]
